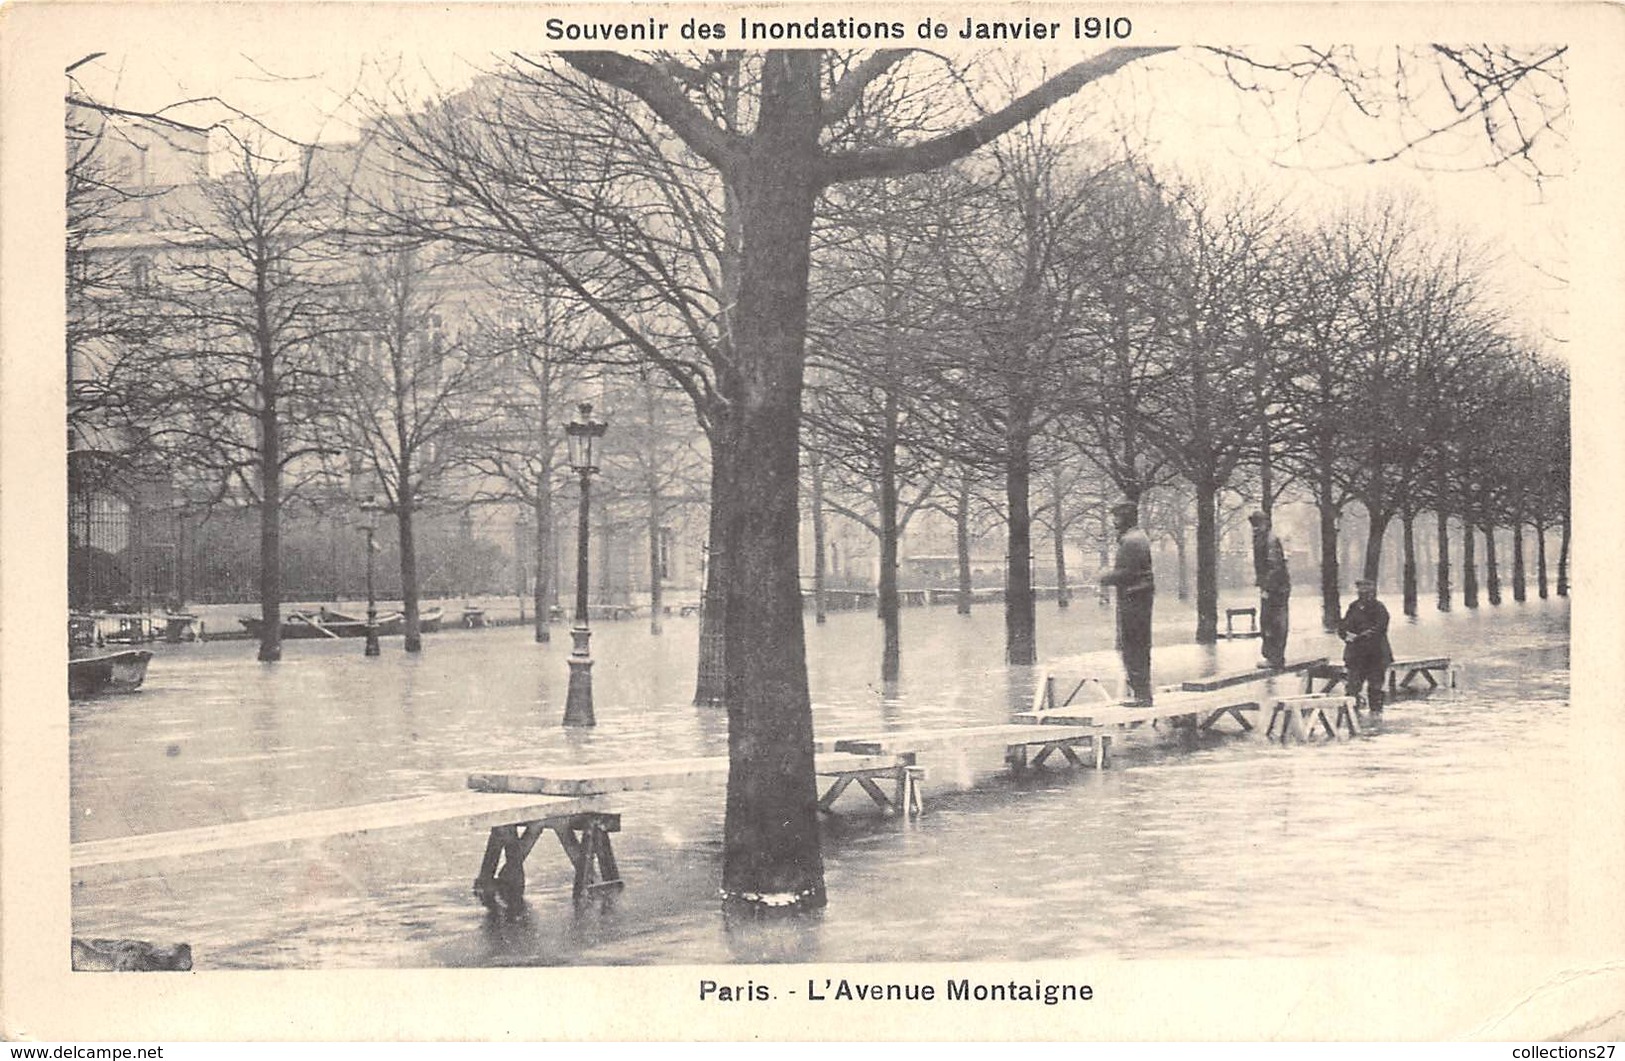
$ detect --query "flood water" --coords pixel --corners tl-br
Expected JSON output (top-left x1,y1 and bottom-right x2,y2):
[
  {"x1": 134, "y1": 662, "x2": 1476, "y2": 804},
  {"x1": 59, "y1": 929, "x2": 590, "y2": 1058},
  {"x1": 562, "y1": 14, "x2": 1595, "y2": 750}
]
[{"x1": 70, "y1": 591, "x2": 1572, "y2": 968}]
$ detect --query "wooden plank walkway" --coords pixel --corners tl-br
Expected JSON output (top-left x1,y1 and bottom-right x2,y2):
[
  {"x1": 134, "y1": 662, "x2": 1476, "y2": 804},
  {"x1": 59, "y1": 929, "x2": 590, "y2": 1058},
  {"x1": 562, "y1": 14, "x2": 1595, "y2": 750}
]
[
  {"x1": 1178, "y1": 657, "x2": 1326, "y2": 692},
  {"x1": 819, "y1": 723, "x2": 1100, "y2": 756},
  {"x1": 74, "y1": 652, "x2": 1440, "y2": 912},
  {"x1": 469, "y1": 752, "x2": 902, "y2": 796},
  {"x1": 71, "y1": 790, "x2": 606, "y2": 871},
  {"x1": 1013, "y1": 687, "x2": 1261, "y2": 728}
]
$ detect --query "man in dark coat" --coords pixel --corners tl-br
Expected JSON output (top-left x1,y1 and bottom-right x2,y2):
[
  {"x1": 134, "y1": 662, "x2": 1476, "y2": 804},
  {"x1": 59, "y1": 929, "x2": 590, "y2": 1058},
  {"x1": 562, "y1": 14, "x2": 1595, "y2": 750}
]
[
  {"x1": 1339, "y1": 577, "x2": 1393, "y2": 711},
  {"x1": 1249, "y1": 509, "x2": 1291, "y2": 669},
  {"x1": 1099, "y1": 500, "x2": 1155, "y2": 705}
]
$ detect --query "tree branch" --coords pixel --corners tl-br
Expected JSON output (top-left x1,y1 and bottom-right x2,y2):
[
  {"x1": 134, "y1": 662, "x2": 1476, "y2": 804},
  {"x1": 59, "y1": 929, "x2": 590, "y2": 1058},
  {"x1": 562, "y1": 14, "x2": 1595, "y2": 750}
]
[
  {"x1": 556, "y1": 52, "x2": 743, "y2": 173},
  {"x1": 816, "y1": 47, "x2": 1172, "y2": 185}
]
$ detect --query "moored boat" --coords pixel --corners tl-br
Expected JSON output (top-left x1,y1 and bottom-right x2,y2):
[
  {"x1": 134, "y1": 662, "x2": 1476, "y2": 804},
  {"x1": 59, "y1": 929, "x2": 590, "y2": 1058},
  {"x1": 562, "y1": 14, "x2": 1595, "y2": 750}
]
[
  {"x1": 69, "y1": 614, "x2": 152, "y2": 698},
  {"x1": 239, "y1": 606, "x2": 444, "y2": 640},
  {"x1": 69, "y1": 650, "x2": 153, "y2": 699}
]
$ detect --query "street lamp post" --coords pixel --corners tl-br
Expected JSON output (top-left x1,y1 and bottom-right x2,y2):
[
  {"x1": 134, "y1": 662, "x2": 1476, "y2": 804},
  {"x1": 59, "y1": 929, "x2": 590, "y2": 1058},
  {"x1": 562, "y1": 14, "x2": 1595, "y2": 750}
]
[
  {"x1": 359, "y1": 498, "x2": 383, "y2": 657},
  {"x1": 563, "y1": 402, "x2": 607, "y2": 727}
]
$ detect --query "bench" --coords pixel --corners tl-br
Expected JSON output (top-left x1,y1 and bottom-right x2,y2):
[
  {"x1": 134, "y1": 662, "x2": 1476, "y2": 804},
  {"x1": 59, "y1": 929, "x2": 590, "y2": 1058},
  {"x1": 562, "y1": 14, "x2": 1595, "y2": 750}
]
[
  {"x1": 1220, "y1": 606, "x2": 1261, "y2": 639},
  {"x1": 70, "y1": 790, "x2": 620, "y2": 908},
  {"x1": 1266, "y1": 694, "x2": 1359, "y2": 742}
]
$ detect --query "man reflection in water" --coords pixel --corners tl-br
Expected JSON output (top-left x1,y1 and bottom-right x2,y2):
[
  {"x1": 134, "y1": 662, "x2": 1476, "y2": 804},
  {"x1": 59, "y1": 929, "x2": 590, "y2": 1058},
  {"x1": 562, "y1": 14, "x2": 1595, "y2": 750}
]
[
  {"x1": 1098, "y1": 500, "x2": 1155, "y2": 705},
  {"x1": 1339, "y1": 576, "x2": 1393, "y2": 712}
]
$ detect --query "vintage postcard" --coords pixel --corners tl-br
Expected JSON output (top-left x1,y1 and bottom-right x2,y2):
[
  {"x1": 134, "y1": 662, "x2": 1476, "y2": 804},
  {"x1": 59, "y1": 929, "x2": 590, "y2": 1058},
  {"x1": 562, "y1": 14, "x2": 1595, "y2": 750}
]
[{"x1": 2, "y1": 0, "x2": 1622, "y2": 1043}]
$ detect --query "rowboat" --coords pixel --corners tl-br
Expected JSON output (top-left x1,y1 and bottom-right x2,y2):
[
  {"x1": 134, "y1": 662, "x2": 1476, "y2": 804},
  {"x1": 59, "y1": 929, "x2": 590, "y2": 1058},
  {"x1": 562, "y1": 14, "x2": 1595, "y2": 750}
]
[
  {"x1": 69, "y1": 649, "x2": 154, "y2": 699},
  {"x1": 239, "y1": 606, "x2": 444, "y2": 640}
]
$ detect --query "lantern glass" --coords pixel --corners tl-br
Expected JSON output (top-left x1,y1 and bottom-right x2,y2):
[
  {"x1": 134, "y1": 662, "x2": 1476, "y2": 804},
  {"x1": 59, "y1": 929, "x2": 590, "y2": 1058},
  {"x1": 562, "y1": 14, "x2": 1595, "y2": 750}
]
[
  {"x1": 565, "y1": 402, "x2": 607, "y2": 473},
  {"x1": 359, "y1": 497, "x2": 382, "y2": 532}
]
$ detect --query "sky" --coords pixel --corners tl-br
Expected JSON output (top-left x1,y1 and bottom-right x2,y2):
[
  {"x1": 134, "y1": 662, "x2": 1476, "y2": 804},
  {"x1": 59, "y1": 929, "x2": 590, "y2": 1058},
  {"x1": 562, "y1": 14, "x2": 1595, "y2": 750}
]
[{"x1": 67, "y1": 44, "x2": 1569, "y2": 350}]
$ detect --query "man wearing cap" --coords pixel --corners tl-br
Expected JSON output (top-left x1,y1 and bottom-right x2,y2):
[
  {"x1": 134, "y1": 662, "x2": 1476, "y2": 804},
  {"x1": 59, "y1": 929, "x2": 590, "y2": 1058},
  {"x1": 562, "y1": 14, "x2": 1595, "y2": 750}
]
[
  {"x1": 1339, "y1": 577, "x2": 1393, "y2": 712},
  {"x1": 1249, "y1": 509, "x2": 1291, "y2": 669},
  {"x1": 1098, "y1": 500, "x2": 1155, "y2": 705}
]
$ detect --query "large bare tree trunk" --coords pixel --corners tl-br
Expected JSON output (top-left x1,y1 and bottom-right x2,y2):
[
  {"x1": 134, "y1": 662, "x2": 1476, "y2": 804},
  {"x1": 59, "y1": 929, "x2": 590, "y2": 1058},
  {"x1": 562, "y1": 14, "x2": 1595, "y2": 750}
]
[
  {"x1": 1436, "y1": 509, "x2": 1452, "y2": 612},
  {"x1": 1004, "y1": 422, "x2": 1036, "y2": 664},
  {"x1": 1362, "y1": 510, "x2": 1390, "y2": 584},
  {"x1": 694, "y1": 450, "x2": 730, "y2": 706},
  {"x1": 1194, "y1": 480, "x2": 1218, "y2": 643},
  {"x1": 1400, "y1": 509, "x2": 1417, "y2": 618},
  {"x1": 399, "y1": 504, "x2": 422, "y2": 653},
  {"x1": 810, "y1": 447, "x2": 827, "y2": 625},
  {"x1": 719, "y1": 65, "x2": 824, "y2": 907},
  {"x1": 1174, "y1": 526, "x2": 1189, "y2": 603},
  {"x1": 1463, "y1": 521, "x2": 1480, "y2": 608},
  {"x1": 878, "y1": 438, "x2": 901, "y2": 682},
  {"x1": 955, "y1": 476, "x2": 973, "y2": 615},
  {"x1": 1534, "y1": 516, "x2": 1548, "y2": 599},
  {"x1": 257, "y1": 393, "x2": 282, "y2": 663},
  {"x1": 1511, "y1": 522, "x2": 1527, "y2": 603},
  {"x1": 1051, "y1": 475, "x2": 1070, "y2": 609},
  {"x1": 1557, "y1": 517, "x2": 1569, "y2": 596},
  {"x1": 647, "y1": 496, "x2": 664, "y2": 636},
  {"x1": 1483, "y1": 523, "x2": 1502, "y2": 605},
  {"x1": 534, "y1": 477, "x2": 552, "y2": 643},
  {"x1": 1317, "y1": 474, "x2": 1342, "y2": 629}
]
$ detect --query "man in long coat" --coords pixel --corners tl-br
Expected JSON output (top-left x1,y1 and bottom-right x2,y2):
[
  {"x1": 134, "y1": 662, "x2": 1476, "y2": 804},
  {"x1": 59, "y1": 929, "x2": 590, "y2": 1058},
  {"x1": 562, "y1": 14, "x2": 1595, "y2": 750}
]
[
  {"x1": 1339, "y1": 576, "x2": 1394, "y2": 711},
  {"x1": 1099, "y1": 500, "x2": 1155, "y2": 705},
  {"x1": 1249, "y1": 509, "x2": 1291, "y2": 669}
]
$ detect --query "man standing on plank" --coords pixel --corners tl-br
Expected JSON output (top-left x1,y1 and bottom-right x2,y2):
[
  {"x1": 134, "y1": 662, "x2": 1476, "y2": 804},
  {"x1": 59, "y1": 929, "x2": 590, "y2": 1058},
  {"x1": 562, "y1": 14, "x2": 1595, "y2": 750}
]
[
  {"x1": 1340, "y1": 577, "x2": 1393, "y2": 712},
  {"x1": 1099, "y1": 500, "x2": 1155, "y2": 705},
  {"x1": 1249, "y1": 509, "x2": 1291, "y2": 669}
]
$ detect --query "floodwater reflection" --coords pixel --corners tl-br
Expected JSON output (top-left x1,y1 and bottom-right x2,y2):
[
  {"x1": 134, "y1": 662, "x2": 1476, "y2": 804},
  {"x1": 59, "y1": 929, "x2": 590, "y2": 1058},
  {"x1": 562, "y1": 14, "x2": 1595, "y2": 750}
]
[{"x1": 70, "y1": 593, "x2": 1573, "y2": 968}]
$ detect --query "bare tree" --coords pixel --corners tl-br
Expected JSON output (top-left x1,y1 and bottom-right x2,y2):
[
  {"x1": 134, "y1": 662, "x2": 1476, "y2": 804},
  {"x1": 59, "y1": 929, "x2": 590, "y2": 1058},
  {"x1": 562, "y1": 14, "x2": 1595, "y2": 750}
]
[
  {"x1": 326, "y1": 246, "x2": 493, "y2": 651},
  {"x1": 134, "y1": 138, "x2": 348, "y2": 661},
  {"x1": 459, "y1": 268, "x2": 597, "y2": 643}
]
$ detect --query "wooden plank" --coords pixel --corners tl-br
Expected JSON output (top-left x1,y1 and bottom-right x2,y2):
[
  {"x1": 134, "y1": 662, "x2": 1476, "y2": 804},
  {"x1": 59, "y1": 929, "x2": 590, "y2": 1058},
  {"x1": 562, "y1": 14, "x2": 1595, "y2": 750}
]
[
  {"x1": 470, "y1": 756, "x2": 729, "y2": 795},
  {"x1": 830, "y1": 723, "x2": 1103, "y2": 756},
  {"x1": 71, "y1": 791, "x2": 609, "y2": 871},
  {"x1": 1388, "y1": 657, "x2": 1450, "y2": 669},
  {"x1": 1178, "y1": 657, "x2": 1327, "y2": 692},
  {"x1": 469, "y1": 752, "x2": 902, "y2": 796},
  {"x1": 1014, "y1": 689, "x2": 1259, "y2": 729}
]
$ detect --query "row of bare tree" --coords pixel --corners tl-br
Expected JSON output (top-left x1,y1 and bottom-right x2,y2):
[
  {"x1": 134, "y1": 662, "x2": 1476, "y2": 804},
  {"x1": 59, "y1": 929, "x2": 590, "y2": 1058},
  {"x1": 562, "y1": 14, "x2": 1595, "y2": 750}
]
[{"x1": 804, "y1": 122, "x2": 1569, "y2": 682}]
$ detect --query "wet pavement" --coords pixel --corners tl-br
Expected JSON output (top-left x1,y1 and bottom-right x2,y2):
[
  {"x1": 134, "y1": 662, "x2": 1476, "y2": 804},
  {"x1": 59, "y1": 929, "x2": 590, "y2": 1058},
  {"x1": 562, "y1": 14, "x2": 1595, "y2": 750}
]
[{"x1": 70, "y1": 591, "x2": 1571, "y2": 968}]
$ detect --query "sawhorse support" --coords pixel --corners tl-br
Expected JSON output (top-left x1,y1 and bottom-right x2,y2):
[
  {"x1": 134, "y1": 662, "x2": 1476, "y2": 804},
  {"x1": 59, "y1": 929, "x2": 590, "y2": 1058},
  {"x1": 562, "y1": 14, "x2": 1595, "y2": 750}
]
[
  {"x1": 1005, "y1": 733, "x2": 1112, "y2": 772},
  {"x1": 816, "y1": 757, "x2": 924, "y2": 818},
  {"x1": 473, "y1": 811, "x2": 623, "y2": 907},
  {"x1": 1197, "y1": 701, "x2": 1260, "y2": 732},
  {"x1": 1267, "y1": 696, "x2": 1348, "y2": 743},
  {"x1": 1388, "y1": 658, "x2": 1457, "y2": 697}
]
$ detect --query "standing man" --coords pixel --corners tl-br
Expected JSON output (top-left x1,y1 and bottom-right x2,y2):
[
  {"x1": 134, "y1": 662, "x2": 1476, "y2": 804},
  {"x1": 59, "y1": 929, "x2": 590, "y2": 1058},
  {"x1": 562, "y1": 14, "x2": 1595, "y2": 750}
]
[
  {"x1": 1099, "y1": 500, "x2": 1155, "y2": 705},
  {"x1": 1249, "y1": 509, "x2": 1291, "y2": 669},
  {"x1": 1339, "y1": 577, "x2": 1393, "y2": 712}
]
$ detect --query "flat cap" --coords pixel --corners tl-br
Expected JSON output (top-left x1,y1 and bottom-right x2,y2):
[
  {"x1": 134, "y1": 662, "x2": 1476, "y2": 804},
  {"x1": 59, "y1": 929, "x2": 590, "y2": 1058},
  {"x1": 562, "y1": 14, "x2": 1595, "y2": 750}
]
[{"x1": 1247, "y1": 509, "x2": 1268, "y2": 523}]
